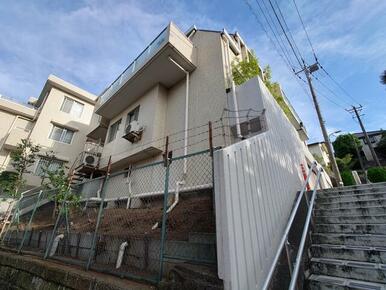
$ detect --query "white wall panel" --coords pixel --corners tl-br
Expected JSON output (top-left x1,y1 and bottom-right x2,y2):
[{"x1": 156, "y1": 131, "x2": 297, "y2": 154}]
[{"x1": 214, "y1": 77, "x2": 308, "y2": 289}]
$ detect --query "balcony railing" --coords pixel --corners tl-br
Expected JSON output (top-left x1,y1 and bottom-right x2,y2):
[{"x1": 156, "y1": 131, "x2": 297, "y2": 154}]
[
  {"x1": 99, "y1": 27, "x2": 169, "y2": 106},
  {"x1": 96, "y1": 22, "x2": 195, "y2": 119}
]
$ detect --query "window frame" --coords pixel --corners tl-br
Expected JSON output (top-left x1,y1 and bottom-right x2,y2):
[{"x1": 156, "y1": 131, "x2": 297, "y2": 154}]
[
  {"x1": 125, "y1": 106, "x2": 140, "y2": 127},
  {"x1": 60, "y1": 96, "x2": 84, "y2": 118},
  {"x1": 34, "y1": 157, "x2": 64, "y2": 176},
  {"x1": 107, "y1": 119, "x2": 122, "y2": 143},
  {"x1": 49, "y1": 124, "x2": 75, "y2": 144}
]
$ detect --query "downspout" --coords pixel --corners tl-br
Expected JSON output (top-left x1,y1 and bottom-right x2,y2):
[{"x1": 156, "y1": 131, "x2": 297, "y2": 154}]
[
  {"x1": 222, "y1": 35, "x2": 242, "y2": 139},
  {"x1": 49, "y1": 233, "x2": 64, "y2": 257},
  {"x1": 116, "y1": 241, "x2": 128, "y2": 269}
]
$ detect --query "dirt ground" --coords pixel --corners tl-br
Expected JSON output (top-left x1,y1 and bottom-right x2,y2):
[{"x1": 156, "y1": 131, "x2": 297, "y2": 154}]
[{"x1": 17, "y1": 192, "x2": 215, "y2": 241}]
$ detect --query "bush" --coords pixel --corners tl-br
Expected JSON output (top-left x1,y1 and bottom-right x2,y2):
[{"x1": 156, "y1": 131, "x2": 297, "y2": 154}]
[
  {"x1": 341, "y1": 170, "x2": 356, "y2": 186},
  {"x1": 367, "y1": 167, "x2": 386, "y2": 183}
]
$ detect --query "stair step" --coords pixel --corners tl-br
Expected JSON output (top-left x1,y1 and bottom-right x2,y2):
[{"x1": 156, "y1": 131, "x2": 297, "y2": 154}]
[
  {"x1": 311, "y1": 244, "x2": 386, "y2": 264},
  {"x1": 314, "y1": 206, "x2": 386, "y2": 217},
  {"x1": 316, "y1": 198, "x2": 386, "y2": 210},
  {"x1": 314, "y1": 224, "x2": 386, "y2": 234},
  {"x1": 308, "y1": 274, "x2": 386, "y2": 290},
  {"x1": 310, "y1": 258, "x2": 386, "y2": 284},
  {"x1": 316, "y1": 215, "x2": 386, "y2": 224},
  {"x1": 312, "y1": 233, "x2": 386, "y2": 247},
  {"x1": 317, "y1": 192, "x2": 386, "y2": 204},
  {"x1": 319, "y1": 183, "x2": 386, "y2": 195}
]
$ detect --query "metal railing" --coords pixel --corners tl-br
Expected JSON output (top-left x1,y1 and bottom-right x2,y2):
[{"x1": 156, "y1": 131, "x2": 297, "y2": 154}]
[
  {"x1": 99, "y1": 27, "x2": 168, "y2": 105},
  {"x1": 262, "y1": 161, "x2": 323, "y2": 290}
]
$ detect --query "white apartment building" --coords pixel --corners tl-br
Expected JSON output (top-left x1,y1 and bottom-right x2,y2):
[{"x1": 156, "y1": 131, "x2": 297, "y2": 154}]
[
  {"x1": 0, "y1": 75, "x2": 97, "y2": 189},
  {"x1": 86, "y1": 22, "x2": 309, "y2": 174},
  {"x1": 308, "y1": 141, "x2": 330, "y2": 167}
]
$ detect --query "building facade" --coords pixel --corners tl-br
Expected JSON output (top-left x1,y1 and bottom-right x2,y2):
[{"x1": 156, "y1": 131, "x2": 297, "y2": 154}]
[
  {"x1": 308, "y1": 141, "x2": 330, "y2": 167},
  {"x1": 0, "y1": 75, "x2": 97, "y2": 189},
  {"x1": 353, "y1": 130, "x2": 385, "y2": 165},
  {"x1": 86, "y1": 22, "x2": 309, "y2": 175}
]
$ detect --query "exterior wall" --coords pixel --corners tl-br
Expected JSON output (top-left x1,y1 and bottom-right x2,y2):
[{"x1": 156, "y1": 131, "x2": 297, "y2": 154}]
[
  {"x1": 0, "y1": 99, "x2": 36, "y2": 172},
  {"x1": 100, "y1": 84, "x2": 167, "y2": 170},
  {"x1": 0, "y1": 77, "x2": 97, "y2": 190},
  {"x1": 99, "y1": 30, "x2": 229, "y2": 171},
  {"x1": 26, "y1": 87, "x2": 96, "y2": 186},
  {"x1": 308, "y1": 143, "x2": 330, "y2": 166},
  {"x1": 213, "y1": 77, "x2": 330, "y2": 290},
  {"x1": 358, "y1": 134, "x2": 382, "y2": 161}
]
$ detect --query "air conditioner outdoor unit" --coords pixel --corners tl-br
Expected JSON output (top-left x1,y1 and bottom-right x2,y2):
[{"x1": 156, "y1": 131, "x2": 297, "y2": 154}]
[
  {"x1": 82, "y1": 153, "x2": 98, "y2": 167},
  {"x1": 123, "y1": 121, "x2": 143, "y2": 143}
]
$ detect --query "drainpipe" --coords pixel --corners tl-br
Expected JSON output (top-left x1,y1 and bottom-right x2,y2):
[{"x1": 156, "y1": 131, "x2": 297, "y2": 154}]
[
  {"x1": 116, "y1": 241, "x2": 128, "y2": 269},
  {"x1": 168, "y1": 56, "x2": 189, "y2": 175},
  {"x1": 49, "y1": 233, "x2": 64, "y2": 257},
  {"x1": 222, "y1": 35, "x2": 242, "y2": 139}
]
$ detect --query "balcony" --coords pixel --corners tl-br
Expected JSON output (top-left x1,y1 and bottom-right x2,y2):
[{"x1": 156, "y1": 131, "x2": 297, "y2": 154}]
[
  {"x1": 97, "y1": 22, "x2": 196, "y2": 119},
  {"x1": 3, "y1": 128, "x2": 31, "y2": 150}
]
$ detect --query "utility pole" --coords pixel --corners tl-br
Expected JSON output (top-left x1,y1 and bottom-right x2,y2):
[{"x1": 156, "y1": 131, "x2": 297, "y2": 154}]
[
  {"x1": 347, "y1": 105, "x2": 381, "y2": 167},
  {"x1": 298, "y1": 62, "x2": 343, "y2": 186}
]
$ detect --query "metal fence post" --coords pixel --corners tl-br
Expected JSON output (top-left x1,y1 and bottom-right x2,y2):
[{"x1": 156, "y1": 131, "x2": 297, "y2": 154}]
[
  {"x1": 158, "y1": 136, "x2": 171, "y2": 282},
  {"x1": 17, "y1": 190, "x2": 43, "y2": 253},
  {"x1": 86, "y1": 156, "x2": 112, "y2": 270},
  {"x1": 158, "y1": 161, "x2": 170, "y2": 282}
]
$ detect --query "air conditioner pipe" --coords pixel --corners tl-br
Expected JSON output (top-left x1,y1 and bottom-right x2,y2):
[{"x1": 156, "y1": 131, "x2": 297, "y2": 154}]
[
  {"x1": 222, "y1": 34, "x2": 242, "y2": 139},
  {"x1": 49, "y1": 234, "x2": 64, "y2": 257},
  {"x1": 116, "y1": 241, "x2": 128, "y2": 269}
]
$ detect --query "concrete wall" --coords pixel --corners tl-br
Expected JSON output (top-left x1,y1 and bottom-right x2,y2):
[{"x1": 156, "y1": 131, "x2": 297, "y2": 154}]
[{"x1": 308, "y1": 143, "x2": 330, "y2": 167}]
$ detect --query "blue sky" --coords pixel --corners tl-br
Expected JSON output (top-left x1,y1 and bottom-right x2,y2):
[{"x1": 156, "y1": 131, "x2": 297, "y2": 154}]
[{"x1": 0, "y1": 0, "x2": 385, "y2": 142}]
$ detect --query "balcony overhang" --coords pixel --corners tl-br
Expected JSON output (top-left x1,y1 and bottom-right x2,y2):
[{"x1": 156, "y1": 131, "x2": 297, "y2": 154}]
[{"x1": 97, "y1": 23, "x2": 196, "y2": 119}]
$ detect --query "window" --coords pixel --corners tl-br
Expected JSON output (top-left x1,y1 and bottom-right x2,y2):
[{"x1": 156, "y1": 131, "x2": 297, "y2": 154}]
[
  {"x1": 126, "y1": 106, "x2": 140, "y2": 127},
  {"x1": 107, "y1": 119, "x2": 121, "y2": 143},
  {"x1": 60, "y1": 97, "x2": 84, "y2": 118},
  {"x1": 49, "y1": 125, "x2": 75, "y2": 144},
  {"x1": 35, "y1": 157, "x2": 64, "y2": 176}
]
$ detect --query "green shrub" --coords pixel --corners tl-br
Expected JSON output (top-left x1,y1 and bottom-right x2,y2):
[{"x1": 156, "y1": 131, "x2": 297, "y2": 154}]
[
  {"x1": 367, "y1": 167, "x2": 386, "y2": 183},
  {"x1": 341, "y1": 170, "x2": 356, "y2": 186}
]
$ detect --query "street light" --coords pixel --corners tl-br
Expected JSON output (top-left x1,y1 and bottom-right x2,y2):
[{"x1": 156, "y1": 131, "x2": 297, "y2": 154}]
[{"x1": 328, "y1": 130, "x2": 342, "y2": 140}]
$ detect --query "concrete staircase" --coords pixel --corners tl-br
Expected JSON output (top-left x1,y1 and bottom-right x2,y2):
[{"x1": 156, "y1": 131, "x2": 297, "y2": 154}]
[{"x1": 308, "y1": 182, "x2": 386, "y2": 290}]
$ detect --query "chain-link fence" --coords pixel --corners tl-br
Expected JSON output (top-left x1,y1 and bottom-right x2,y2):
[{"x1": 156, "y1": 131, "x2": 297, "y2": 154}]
[{"x1": 0, "y1": 148, "x2": 216, "y2": 284}]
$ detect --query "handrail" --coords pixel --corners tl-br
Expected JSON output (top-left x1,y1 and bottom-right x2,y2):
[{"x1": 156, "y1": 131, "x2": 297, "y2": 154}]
[
  {"x1": 262, "y1": 161, "x2": 318, "y2": 290},
  {"x1": 289, "y1": 168, "x2": 322, "y2": 290}
]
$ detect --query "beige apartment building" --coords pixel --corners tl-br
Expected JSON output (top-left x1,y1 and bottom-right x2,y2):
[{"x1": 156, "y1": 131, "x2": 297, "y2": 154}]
[
  {"x1": 87, "y1": 22, "x2": 308, "y2": 173},
  {"x1": 0, "y1": 75, "x2": 97, "y2": 189}
]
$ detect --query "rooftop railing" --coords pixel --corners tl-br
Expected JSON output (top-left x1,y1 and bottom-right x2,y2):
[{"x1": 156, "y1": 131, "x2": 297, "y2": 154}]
[{"x1": 99, "y1": 27, "x2": 168, "y2": 105}]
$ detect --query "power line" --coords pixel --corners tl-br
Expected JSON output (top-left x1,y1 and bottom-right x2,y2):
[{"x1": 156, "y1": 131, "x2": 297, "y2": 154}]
[
  {"x1": 319, "y1": 64, "x2": 361, "y2": 105},
  {"x1": 248, "y1": 0, "x2": 297, "y2": 71},
  {"x1": 272, "y1": 0, "x2": 304, "y2": 62},
  {"x1": 291, "y1": 0, "x2": 317, "y2": 60},
  {"x1": 312, "y1": 74, "x2": 351, "y2": 107},
  {"x1": 266, "y1": 0, "x2": 304, "y2": 67}
]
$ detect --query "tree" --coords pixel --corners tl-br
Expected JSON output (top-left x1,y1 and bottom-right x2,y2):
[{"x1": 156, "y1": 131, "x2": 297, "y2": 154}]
[
  {"x1": 380, "y1": 70, "x2": 386, "y2": 85},
  {"x1": 9, "y1": 139, "x2": 40, "y2": 197},
  {"x1": 333, "y1": 134, "x2": 362, "y2": 159},
  {"x1": 232, "y1": 52, "x2": 261, "y2": 85},
  {"x1": 43, "y1": 165, "x2": 79, "y2": 219},
  {"x1": 39, "y1": 150, "x2": 58, "y2": 185}
]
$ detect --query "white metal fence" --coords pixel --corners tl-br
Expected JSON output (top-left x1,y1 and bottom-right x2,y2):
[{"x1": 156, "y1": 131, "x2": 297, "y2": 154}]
[{"x1": 213, "y1": 77, "x2": 324, "y2": 290}]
